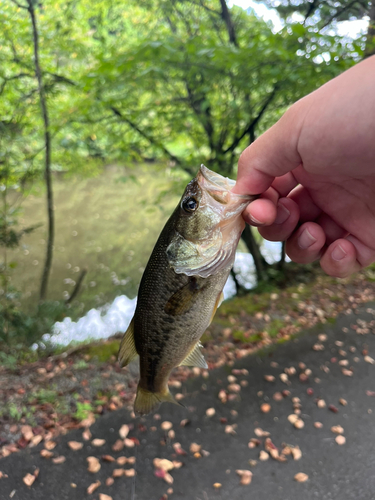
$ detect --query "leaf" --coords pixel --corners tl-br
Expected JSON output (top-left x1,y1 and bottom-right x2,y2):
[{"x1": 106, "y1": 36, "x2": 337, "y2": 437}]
[
  {"x1": 87, "y1": 480, "x2": 101, "y2": 494},
  {"x1": 119, "y1": 424, "x2": 130, "y2": 439},
  {"x1": 87, "y1": 456, "x2": 101, "y2": 473},
  {"x1": 189, "y1": 443, "x2": 201, "y2": 453},
  {"x1": 153, "y1": 458, "x2": 174, "y2": 472},
  {"x1": 40, "y1": 449, "x2": 54, "y2": 458},
  {"x1": 68, "y1": 441, "x2": 83, "y2": 451},
  {"x1": 45, "y1": 441, "x2": 57, "y2": 450},
  {"x1": 23, "y1": 473, "x2": 36, "y2": 487},
  {"x1": 124, "y1": 468, "x2": 136, "y2": 477},
  {"x1": 112, "y1": 439, "x2": 124, "y2": 452},
  {"x1": 236, "y1": 470, "x2": 252, "y2": 485},
  {"x1": 112, "y1": 469, "x2": 124, "y2": 478},
  {"x1": 91, "y1": 438, "x2": 106, "y2": 447},
  {"x1": 99, "y1": 495, "x2": 113, "y2": 500}
]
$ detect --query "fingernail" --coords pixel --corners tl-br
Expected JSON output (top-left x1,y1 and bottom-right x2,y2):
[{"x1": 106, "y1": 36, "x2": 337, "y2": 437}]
[
  {"x1": 298, "y1": 229, "x2": 316, "y2": 249},
  {"x1": 332, "y1": 244, "x2": 347, "y2": 261},
  {"x1": 275, "y1": 202, "x2": 290, "y2": 225},
  {"x1": 249, "y1": 215, "x2": 263, "y2": 226}
]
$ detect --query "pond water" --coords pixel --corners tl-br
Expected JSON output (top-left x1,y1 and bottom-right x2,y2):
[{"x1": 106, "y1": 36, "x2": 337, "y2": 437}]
[
  {"x1": 7, "y1": 164, "x2": 185, "y2": 314},
  {"x1": 39, "y1": 242, "x2": 285, "y2": 348}
]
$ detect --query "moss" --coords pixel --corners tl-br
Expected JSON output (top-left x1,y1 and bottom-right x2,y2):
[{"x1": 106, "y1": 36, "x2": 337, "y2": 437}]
[
  {"x1": 85, "y1": 339, "x2": 121, "y2": 362},
  {"x1": 218, "y1": 293, "x2": 271, "y2": 318},
  {"x1": 276, "y1": 337, "x2": 290, "y2": 344},
  {"x1": 326, "y1": 316, "x2": 337, "y2": 325},
  {"x1": 232, "y1": 330, "x2": 262, "y2": 343},
  {"x1": 266, "y1": 319, "x2": 285, "y2": 338}
]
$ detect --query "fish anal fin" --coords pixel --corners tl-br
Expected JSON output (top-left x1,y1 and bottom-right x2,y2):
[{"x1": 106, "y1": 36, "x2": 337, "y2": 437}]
[
  {"x1": 118, "y1": 318, "x2": 138, "y2": 367},
  {"x1": 209, "y1": 291, "x2": 224, "y2": 324},
  {"x1": 134, "y1": 386, "x2": 182, "y2": 416},
  {"x1": 179, "y1": 342, "x2": 208, "y2": 369},
  {"x1": 164, "y1": 278, "x2": 205, "y2": 316}
]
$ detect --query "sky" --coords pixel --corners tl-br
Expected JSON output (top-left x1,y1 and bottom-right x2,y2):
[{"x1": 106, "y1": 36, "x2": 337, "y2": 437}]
[{"x1": 230, "y1": 0, "x2": 369, "y2": 38}]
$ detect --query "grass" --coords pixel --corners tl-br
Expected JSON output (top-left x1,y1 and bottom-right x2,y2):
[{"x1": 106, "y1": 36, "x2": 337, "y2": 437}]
[
  {"x1": 0, "y1": 401, "x2": 37, "y2": 425},
  {"x1": 85, "y1": 339, "x2": 120, "y2": 362}
]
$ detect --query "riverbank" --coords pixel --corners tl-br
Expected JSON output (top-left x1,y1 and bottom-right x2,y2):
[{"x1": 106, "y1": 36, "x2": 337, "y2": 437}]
[{"x1": 1, "y1": 302, "x2": 375, "y2": 499}]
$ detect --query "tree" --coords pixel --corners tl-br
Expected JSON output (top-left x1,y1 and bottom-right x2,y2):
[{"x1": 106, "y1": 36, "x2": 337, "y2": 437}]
[
  {"x1": 256, "y1": 0, "x2": 372, "y2": 56},
  {"x1": 365, "y1": 2, "x2": 375, "y2": 57},
  {"x1": 0, "y1": 0, "x2": 361, "y2": 293},
  {"x1": 79, "y1": 0, "x2": 353, "y2": 280}
]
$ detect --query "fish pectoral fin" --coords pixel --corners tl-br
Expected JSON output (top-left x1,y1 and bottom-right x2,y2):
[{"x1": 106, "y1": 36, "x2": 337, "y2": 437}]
[
  {"x1": 134, "y1": 386, "x2": 183, "y2": 416},
  {"x1": 210, "y1": 291, "x2": 224, "y2": 324},
  {"x1": 179, "y1": 342, "x2": 208, "y2": 369},
  {"x1": 118, "y1": 318, "x2": 138, "y2": 367},
  {"x1": 164, "y1": 278, "x2": 205, "y2": 316}
]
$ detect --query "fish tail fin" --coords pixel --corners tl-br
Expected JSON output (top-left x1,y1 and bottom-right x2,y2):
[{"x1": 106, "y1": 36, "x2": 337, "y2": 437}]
[{"x1": 134, "y1": 385, "x2": 183, "y2": 416}]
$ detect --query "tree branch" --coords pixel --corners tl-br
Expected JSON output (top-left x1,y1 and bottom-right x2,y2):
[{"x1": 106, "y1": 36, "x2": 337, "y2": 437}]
[
  {"x1": 219, "y1": 0, "x2": 238, "y2": 46},
  {"x1": 0, "y1": 72, "x2": 34, "y2": 95},
  {"x1": 9, "y1": 0, "x2": 28, "y2": 9},
  {"x1": 303, "y1": 0, "x2": 320, "y2": 23},
  {"x1": 109, "y1": 106, "x2": 188, "y2": 170},
  {"x1": 320, "y1": 0, "x2": 359, "y2": 30},
  {"x1": 224, "y1": 86, "x2": 278, "y2": 154},
  {"x1": 185, "y1": 81, "x2": 215, "y2": 153}
]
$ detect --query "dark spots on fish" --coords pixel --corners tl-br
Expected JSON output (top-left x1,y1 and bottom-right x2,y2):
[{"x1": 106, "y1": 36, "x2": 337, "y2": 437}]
[{"x1": 164, "y1": 316, "x2": 174, "y2": 324}]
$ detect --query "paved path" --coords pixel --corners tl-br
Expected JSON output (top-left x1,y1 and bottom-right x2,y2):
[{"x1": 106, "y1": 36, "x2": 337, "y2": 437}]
[{"x1": 1, "y1": 305, "x2": 375, "y2": 500}]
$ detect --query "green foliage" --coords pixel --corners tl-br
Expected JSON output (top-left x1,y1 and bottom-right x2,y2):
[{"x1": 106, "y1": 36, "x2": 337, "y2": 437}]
[
  {"x1": 0, "y1": 0, "x2": 358, "y2": 182},
  {"x1": 73, "y1": 359, "x2": 89, "y2": 370},
  {"x1": 0, "y1": 299, "x2": 70, "y2": 346},
  {"x1": 74, "y1": 401, "x2": 94, "y2": 421},
  {"x1": 0, "y1": 401, "x2": 36, "y2": 424},
  {"x1": 257, "y1": 0, "x2": 369, "y2": 29},
  {"x1": 30, "y1": 388, "x2": 58, "y2": 405}
]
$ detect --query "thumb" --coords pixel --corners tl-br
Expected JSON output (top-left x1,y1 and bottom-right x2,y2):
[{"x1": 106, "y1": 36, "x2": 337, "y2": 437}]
[{"x1": 233, "y1": 99, "x2": 307, "y2": 195}]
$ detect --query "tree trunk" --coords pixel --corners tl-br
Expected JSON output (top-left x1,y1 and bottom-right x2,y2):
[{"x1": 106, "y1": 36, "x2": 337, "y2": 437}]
[
  {"x1": 365, "y1": 1, "x2": 375, "y2": 58},
  {"x1": 27, "y1": 1, "x2": 55, "y2": 302},
  {"x1": 278, "y1": 241, "x2": 286, "y2": 271},
  {"x1": 240, "y1": 225, "x2": 268, "y2": 282},
  {"x1": 230, "y1": 268, "x2": 247, "y2": 295},
  {"x1": 65, "y1": 268, "x2": 87, "y2": 304},
  {"x1": 219, "y1": 0, "x2": 238, "y2": 46}
]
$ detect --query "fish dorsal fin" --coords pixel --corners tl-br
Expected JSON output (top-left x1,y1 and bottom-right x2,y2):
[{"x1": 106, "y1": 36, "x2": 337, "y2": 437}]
[
  {"x1": 118, "y1": 318, "x2": 138, "y2": 367},
  {"x1": 179, "y1": 342, "x2": 208, "y2": 369},
  {"x1": 164, "y1": 278, "x2": 205, "y2": 316}
]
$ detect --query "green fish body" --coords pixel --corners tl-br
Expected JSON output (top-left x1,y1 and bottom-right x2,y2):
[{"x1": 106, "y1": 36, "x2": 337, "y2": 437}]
[{"x1": 118, "y1": 165, "x2": 254, "y2": 415}]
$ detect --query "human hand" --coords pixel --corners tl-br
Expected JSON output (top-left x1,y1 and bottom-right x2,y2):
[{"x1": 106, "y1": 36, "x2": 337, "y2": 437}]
[{"x1": 233, "y1": 55, "x2": 375, "y2": 278}]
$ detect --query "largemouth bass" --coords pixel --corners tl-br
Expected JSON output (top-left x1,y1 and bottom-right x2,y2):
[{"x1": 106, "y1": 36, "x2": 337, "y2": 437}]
[{"x1": 118, "y1": 165, "x2": 254, "y2": 415}]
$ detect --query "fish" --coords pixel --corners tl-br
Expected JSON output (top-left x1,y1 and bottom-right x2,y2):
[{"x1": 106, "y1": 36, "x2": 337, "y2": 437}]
[{"x1": 118, "y1": 164, "x2": 254, "y2": 415}]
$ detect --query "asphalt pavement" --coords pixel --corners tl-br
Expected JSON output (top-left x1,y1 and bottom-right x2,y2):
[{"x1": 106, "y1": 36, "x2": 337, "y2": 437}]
[{"x1": 1, "y1": 304, "x2": 375, "y2": 500}]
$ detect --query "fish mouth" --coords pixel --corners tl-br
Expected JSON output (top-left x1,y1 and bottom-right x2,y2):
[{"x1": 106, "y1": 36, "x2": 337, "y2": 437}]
[{"x1": 198, "y1": 164, "x2": 254, "y2": 202}]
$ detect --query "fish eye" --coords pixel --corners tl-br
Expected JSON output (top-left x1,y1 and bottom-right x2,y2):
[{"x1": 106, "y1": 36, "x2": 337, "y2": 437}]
[{"x1": 182, "y1": 197, "x2": 198, "y2": 213}]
